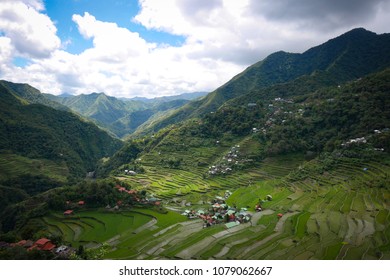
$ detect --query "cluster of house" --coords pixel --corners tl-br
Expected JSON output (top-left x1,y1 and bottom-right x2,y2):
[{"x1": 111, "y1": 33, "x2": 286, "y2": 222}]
[
  {"x1": 341, "y1": 136, "x2": 367, "y2": 147},
  {"x1": 113, "y1": 185, "x2": 161, "y2": 208},
  {"x1": 63, "y1": 200, "x2": 85, "y2": 216},
  {"x1": 208, "y1": 145, "x2": 247, "y2": 175},
  {"x1": 340, "y1": 129, "x2": 388, "y2": 150},
  {"x1": 254, "y1": 97, "x2": 302, "y2": 136},
  {"x1": 0, "y1": 238, "x2": 75, "y2": 257},
  {"x1": 181, "y1": 192, "x2": 253, "y2": 229},
  {"x1": 273, "y1": 97, "x2": 294, "y2": 104}
]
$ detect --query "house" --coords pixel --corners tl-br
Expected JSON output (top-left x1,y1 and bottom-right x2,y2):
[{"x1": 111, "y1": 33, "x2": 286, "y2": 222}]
[
  {"x1": 78, "y1": 200, "x2": 85, "y2": 206},
  {"x1": 55, "y1": 245, "x2": 68, "y2": 253},
  {"x1": 117, "y1": 187, "x2": 126, "y2": 192},
  {"x1": 63, "y1": 210, "x2": 73, "y2": 216},
  {"x1": 255, "y1": 204, "x2": 262, "y2": 212},
  {"x1": 30, "y1": 238, "x2": 56, "y2": 251}
]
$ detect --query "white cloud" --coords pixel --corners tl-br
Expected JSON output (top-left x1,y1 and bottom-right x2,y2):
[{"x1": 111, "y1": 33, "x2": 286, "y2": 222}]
[
  {"x1": 1, "y1": 9, "x2": 243, "y2": 97},
  {"x1": 0, "y1": 0, "x2": 60, "y2": 58},
  {"x1": 0, "y1": 37, "x2": 13, "y2": 65},
  {"x1": 0, "y1": 0, "x2": 389, "y2": 98}
]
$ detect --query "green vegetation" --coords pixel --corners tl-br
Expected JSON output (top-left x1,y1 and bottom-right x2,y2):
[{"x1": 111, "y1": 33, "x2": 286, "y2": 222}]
[
  {"x1": 133, "y1": 28, "x2": 390, "y2": 136},
  {"x1": 45, "y1": 91, "x2": 204, "y2": 138},
  {"x1": 0, "y1": 83, "x2": 122, "y2": 179},
  {"x1": 1, "y1": 28, "x2": 390, "y2": 260},
  {"x1": 39, "y1": 210, "x2": 153, "y2": 248}
]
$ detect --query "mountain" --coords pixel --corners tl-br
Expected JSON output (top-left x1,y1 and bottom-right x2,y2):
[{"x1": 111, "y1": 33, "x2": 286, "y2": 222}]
[
  {"x1": 46, "y1": 92, "x2": 193, "y2": 138},
  {"x1": 0, "y1": 80, "x2": 69, "y2": 112},
  {"x1": 134, "y1": 28, "x2": 390, "y2": 136},
  {"x1": 0, "y1": 82, "x2": 123, "y2": 194},
  {"x1": 93, "y1": 67, "x2": 389, "y2": 260},
  {"x1": 1, "y1": 28, "x2": 390, "y2": 260},
  {"x1": 128, "y1": 91, "x2": 208, "y2": 103},
  {"x1": 101, "y1": 67, "x2": 390, "y2": 175}
]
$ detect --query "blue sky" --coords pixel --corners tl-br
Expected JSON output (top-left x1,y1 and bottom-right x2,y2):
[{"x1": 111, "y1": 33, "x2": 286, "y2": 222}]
[
  {"x1": 0, "y1": 0, "x2": 389, "y2": 97},
  {"x1": 44, "y1": 0, "x2": 185, "y2": 54}
]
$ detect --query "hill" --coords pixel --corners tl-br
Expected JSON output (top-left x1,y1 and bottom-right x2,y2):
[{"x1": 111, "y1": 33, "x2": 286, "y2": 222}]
[
  {"x1": 0, "y1": 82, "x2": 123, "y2": 192},
  {"x1": 92, "y1": 67, "x2": 390, "y2": 260},
  {"x1": 100, "y1": 67, "x2": 390, "y2": 177},
  {"x1": 0, "y1": 80, "x2": 69, "y2": 112},
  {"x1": 134, "y1": 28, "x2": 390, "y2": 136},
  {"x1": 1, "y1": 28, "x2": 389, "y2": 260}
]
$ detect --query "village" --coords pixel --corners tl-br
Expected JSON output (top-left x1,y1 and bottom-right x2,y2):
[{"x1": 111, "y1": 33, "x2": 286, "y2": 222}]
[
  {"x1": 0, "y1": 237, "x2": 76, "y2": 259},
  {"x1": 179, "y1": 190, "x2": 273, "y2": 229}
]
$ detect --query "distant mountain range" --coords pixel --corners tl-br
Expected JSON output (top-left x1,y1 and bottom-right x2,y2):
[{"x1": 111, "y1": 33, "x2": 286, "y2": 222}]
[
  {"x1": 44, "y1": 91, "x2": 207, "y2": 138},
  {"x1": 126, "y1": 91, "x2": 208, "y2": 103}
]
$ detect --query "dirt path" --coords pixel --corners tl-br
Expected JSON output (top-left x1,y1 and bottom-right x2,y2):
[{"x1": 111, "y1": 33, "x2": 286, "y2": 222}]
[
  {"x1": 252, "y1": 209, "x2": 274, "y2": 224},
  {"x1": 132, "y1": 218, "x2": 157, "y2": 234}
]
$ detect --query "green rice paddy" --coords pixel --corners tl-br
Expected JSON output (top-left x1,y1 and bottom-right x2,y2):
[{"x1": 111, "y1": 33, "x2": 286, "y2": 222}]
[{"x1": 38, "y1": 148, "x2": 390, "y2": 260}]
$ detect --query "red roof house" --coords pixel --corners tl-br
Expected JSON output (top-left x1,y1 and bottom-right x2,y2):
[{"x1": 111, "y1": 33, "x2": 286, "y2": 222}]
[
  {"x1": 78, "y1": 200, "x2": 85, "y2": 206},
  {"x1": 30, "y1": 238, "x2": 56, "y2": 251},
  {"x1": 64, "y1": 210, "x2": 73, "y2": 215},
  {"x1": 42, "y1": 242, "x2": 56, "y2": 251},
  {"x1": 35, "y1": 238, "x2": 51, "y2": 247}
]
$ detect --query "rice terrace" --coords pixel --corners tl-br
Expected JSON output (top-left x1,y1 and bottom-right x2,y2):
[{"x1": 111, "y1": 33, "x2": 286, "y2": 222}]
[{"x1": 32, "y1": 150, "x2": 390, "y2": 260}]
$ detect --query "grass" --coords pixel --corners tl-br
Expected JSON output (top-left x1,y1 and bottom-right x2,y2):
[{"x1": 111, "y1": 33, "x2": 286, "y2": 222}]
[
  {"x1": 295, "y1": 212, "x2": 311, "y2": 238},
  {"x1": 109, "y1": 155, "x2": 388, "y2": 260},
  {"x1": 41, "y1": 210, "x2": 153, "y2": 248},
  {"x1": 0, "y1": 152, "x2": 68, "y2": 182},
  {"x1": 34, "y1": 149, "x2": 390, "y2": 260}
]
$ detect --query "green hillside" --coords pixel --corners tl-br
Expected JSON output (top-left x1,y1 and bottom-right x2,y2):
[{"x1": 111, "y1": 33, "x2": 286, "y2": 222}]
[
  {"x1": 0, "y1": 80, "x2": 69, "y2": 112},
  {"x1": 0, "y1": 28, "x2": 389, "y2": 260},
  {"x1": 91, "y1": 53, "x2": 390, "y2": 260},
  {"x1": 0, "y1": 83, "x2": 123, "y2": 183},
  {"x1": 134, "y1": 28, "x2": 390, "y2": 136}
]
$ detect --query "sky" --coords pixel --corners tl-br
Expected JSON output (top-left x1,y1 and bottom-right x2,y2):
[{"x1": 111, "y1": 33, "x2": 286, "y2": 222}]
[{"x1": 0, "y1": 0, "x2": 389, "y2": 98}]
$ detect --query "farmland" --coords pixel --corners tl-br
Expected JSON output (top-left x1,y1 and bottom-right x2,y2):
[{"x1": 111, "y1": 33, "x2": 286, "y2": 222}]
[{"x1": 59, "y1": 150, "x2": 389, "y2": 260}]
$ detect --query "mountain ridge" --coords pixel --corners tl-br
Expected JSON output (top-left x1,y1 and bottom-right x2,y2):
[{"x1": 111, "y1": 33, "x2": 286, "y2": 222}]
[
  {"x1": 45, "y1": 91, "x2": 206, "y2": 138},
  {"x1": 132, "y1": 28, "x2": 390, "y2": 136}
]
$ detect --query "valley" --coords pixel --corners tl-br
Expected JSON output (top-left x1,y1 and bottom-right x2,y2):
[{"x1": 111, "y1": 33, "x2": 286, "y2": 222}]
[{"x1": 0, "y1": 28, "x2": 389, "y2": 260}]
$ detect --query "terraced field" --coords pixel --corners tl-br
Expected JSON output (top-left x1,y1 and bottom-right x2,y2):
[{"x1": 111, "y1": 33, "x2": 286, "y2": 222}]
[
  {"x1": 38, "y1": 210, "x2": 154, "y2": 248},
  {"x1": 108, "y1": 154, "x2": 390, "y2": 260},
  {"x1": 37, "y1": 144, "x2": 388, "y2": 260},
  {"x1": 0, "y1": 153, "x2": 68, "y2": 182}
]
